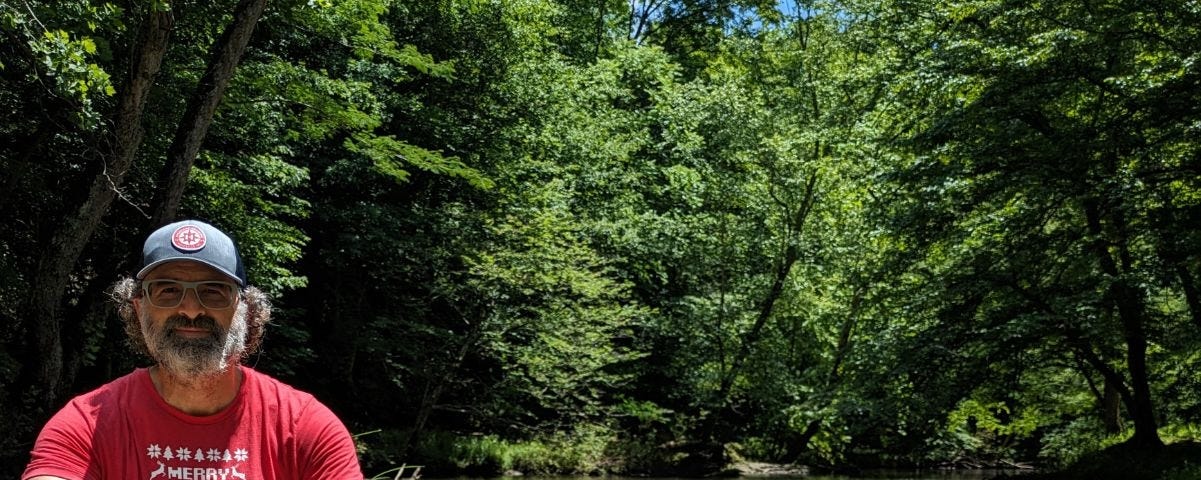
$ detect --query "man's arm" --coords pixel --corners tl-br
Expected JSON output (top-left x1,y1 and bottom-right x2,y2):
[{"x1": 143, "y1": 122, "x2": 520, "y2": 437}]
[
  {"x1": 23, "y1": 399, "x2": 94, "y2": 480},
  {"x1": 296, "y1": 399, "x2": 363, "y2": 479}
]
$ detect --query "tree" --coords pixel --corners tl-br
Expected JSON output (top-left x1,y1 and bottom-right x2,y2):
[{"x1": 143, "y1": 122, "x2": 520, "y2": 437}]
[
  {"x1": 148, "y1": 0, "x2": 270, "y2": 227},
  {"x1": 15, "y1": 1, "x2": 172, "y2": 406},
  {"x1": 870, "y1": 0, "x2": 1201, "y2": 452}
]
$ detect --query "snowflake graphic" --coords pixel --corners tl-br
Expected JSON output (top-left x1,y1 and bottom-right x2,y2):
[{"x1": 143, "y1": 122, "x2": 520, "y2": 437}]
[
  {"x1": 177, "y1": 447, "x2": 191, "y2": 459},
  {"x1": 233, "y1": 448, "x2": 248, "y2": 462},
  {"x1": 147, "y1": 444, "x2": 162, "y2": 459},
  {"x1": 206, "y1": 448, "x2": 221, "y2": 462}
]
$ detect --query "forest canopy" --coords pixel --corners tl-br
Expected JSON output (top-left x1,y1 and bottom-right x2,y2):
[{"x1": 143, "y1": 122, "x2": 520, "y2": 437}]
[{"x1": 2, "y1": 0, "x2": 1201, "y2": 477}]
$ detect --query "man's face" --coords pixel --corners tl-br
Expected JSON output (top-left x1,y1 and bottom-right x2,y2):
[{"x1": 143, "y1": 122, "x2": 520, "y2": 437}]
[{"x1": 134, "y1": 261, "x2": 247, "y2": 380}]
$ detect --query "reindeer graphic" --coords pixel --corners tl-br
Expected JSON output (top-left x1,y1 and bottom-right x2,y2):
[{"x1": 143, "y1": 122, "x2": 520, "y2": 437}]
[
  {"x1": 148, "y1": 461, "x2": 166, "y2": 480},
  {"x1": 230, "y1": 465, "x2": 247, "y2": 480}
]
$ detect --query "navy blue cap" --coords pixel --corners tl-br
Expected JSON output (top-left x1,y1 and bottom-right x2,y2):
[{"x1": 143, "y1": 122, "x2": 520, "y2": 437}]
[{"x1": 136, "y1": 220, "x2": 247, "y2": 287}]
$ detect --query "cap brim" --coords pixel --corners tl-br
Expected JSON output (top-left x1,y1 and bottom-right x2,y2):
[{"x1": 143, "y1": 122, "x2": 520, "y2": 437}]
[{"x1": 136, "y1": 258, "x2": 245, "y2": 287}]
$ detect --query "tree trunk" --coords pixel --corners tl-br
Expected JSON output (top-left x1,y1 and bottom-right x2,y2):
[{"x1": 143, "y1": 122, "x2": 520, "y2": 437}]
[
  {"x1": 791, "y1": 284, "x2": 865, "y2": 459},
  {"x1": 1065, "y1": 323, "x2": 1138, "y2": 419},
  {"x1": 23, "y1": 6, "x2": 173, "y2": 406},
  {"x1": 1176, "y1": 264, "x2": 1201, "y2": 331},
  {"x1": 1113, "y1": 280, "x2": 1161, "y2": 448},
  {"x1": 1012, "y1": 274, "x2": 1140, "y2": 439},
  {"x1": 1083, "y1": 198, "x2": 1162, "y2": 449},
  {"x1": 1072, "y1": 351, "x2": 1123, "y2": 433},
  {"x1": 403, "y1": 322, "x2": 482, "y2": 456},
  {"x1": 717, "y1": 171, "x2": 819, "y2": 400},
  {"x1": 322, "y1": 272, "x2": 364, "y2": 396},
  {"x1": 149, "y1": 0, "x2": 269, "y2": 227},
  {"x1": 1102, "y1": 379, "x2": 1124, "y2": 434}
]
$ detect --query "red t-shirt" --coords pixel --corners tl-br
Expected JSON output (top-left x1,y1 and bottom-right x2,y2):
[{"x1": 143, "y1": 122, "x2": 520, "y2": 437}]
[{"x1": 23, "y1": 366, "x2": 363, "y2": 480}]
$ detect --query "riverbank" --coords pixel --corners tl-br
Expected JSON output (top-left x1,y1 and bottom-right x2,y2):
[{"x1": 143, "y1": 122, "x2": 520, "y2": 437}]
[
  {"x1": 729, "y1": 462, "x2": 1037, "y2": 479},
  {"x1": 993, "y1": 442, "x2": 1201, "y2": 480},
  {"x1": 360, "y1": 429, "x2": 1201, "y2": 480}
]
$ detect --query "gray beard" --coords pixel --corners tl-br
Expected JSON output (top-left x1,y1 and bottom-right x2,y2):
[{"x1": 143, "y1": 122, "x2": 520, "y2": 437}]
[{"x1": 141, "y1": 302, "x2": 249, "y2": 384}]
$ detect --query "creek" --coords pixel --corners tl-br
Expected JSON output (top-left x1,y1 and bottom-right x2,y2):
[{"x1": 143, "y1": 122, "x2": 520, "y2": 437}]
[
  {"x1": 788, "y1": 469, "x2": 1026, "y2": 479},
  {"x1": 471, "y1": 472, "x2": 1029, "y2": 480}
]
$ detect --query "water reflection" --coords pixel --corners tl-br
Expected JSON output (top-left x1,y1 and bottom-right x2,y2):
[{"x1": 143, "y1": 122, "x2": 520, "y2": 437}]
[
  {"x1": 479, "y1": 472, "x2": 1030, "y2": 480},
  {"x1": 801, "y1": 469, "x2": 1026, "y2": 479}
]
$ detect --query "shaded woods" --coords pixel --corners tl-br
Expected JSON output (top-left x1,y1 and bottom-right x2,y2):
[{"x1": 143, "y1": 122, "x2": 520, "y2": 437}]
[{"x1": 3, "y1": 0, "x2": 1201, "y2": 478}]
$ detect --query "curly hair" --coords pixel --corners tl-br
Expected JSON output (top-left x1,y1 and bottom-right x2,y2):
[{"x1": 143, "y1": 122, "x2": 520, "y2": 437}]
[{"x1": 111, "y1": 277, "x2": 271, "y2": 361}]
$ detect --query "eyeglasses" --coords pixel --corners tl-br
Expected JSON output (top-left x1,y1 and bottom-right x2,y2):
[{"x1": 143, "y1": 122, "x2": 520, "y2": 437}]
[{"x1": 141, "y1": 279, "x2": 239, "y2": 309}]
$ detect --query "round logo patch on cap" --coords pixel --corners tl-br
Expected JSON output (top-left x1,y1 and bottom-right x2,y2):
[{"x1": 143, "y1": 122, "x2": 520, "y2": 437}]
[{"x1": 171, "y1": 225, "x2": 207, "y2": 252}]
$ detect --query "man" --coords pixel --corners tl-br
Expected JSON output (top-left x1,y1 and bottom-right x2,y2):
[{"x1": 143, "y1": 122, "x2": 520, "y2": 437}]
[{"x1": 24, "y1": 220, "x2": 363, "y2": 480}]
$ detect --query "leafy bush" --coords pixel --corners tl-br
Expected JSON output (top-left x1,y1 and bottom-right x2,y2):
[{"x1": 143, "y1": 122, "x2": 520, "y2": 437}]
[
  {"x1": 1162, "y1": 464, "x2": 1201, "y2": 480},
  {"x1": 1037, "y1": 417, "x2": 1127, "y2": 468},
  {"x1": 373, "y1": 424, "x2": 619, "y2": 476}
]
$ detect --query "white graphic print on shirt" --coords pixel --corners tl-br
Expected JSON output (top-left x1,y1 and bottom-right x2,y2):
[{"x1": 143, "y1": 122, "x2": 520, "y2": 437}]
[{"x1": 145, "y1": 444, "x2": 249, "y2": 480}]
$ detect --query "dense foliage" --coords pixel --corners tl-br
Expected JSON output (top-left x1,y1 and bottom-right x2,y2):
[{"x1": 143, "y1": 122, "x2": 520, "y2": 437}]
[{"x1": 3, "y1": 0, "x2": 1201, "y2": 477}]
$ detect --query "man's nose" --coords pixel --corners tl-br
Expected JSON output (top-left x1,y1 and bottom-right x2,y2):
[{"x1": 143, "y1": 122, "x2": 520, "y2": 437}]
[{"x1": 175, "y1": 288, "x2": 206, "y2": 318}]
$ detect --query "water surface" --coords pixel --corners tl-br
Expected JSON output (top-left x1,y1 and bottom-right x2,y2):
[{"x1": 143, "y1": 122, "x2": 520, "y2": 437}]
[
  {"x1": 800, "y1": 470, "x2": 1027, "y2": 479},
  {"x1": 503, "y1": 472, "x2": 1029, "y2": 480}
]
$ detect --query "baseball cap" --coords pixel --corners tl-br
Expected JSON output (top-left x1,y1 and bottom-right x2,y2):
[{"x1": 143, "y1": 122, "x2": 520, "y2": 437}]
[{"x1": 136, "y1": 220, "x2": 247, "y2": 287}]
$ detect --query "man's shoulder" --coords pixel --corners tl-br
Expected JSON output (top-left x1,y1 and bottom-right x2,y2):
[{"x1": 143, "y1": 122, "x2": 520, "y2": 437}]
[
  {"x1": 237, "y1": 366, "x2": 350, "y2": 428},
  {"x1": 40, "y1": 369, "x2": 147, "y2": 434},
  {"x1": 240, "y1": 366, "x2": 318, "y2": 405},
  {"x1": 66, "y1": 369, "x2": 147, "y2": 410}
]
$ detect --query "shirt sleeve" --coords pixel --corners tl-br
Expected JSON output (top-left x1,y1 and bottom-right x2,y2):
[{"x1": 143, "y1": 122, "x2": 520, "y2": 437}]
[
  {"x1": 22, "y1": 399, "x2": 96, "y2": 480},
  {"x1": 295, "y1": 398, "x2": 363, "y2": 480}
]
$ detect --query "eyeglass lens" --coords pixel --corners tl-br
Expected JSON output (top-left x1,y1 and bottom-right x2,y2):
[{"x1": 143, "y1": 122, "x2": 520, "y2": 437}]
[{"x1": 143, "y1": 280, "x2": 237, "y2": 309}]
